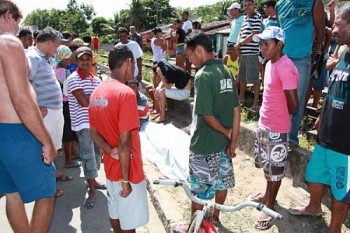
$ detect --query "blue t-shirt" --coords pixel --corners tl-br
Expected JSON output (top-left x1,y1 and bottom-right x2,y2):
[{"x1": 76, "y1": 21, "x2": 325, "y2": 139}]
[{"x1": 228, "y1": 15, "x2": 244, "y2": 44}]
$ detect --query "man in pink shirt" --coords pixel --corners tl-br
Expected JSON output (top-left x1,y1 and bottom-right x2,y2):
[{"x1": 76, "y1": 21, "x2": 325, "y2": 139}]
[{"x1": 251, "y1": 26, "x2": 299, "y2": 230}]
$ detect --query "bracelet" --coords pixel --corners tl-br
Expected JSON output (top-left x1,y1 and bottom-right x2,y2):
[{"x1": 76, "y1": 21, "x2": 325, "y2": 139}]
[{"x1": 121, "y1": 179, "x2": 129, "y2": 183}]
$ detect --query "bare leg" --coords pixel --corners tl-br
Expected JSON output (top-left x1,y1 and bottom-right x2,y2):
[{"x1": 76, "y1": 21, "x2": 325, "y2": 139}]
[
  {"x1": 252, "y1": 83, "x2": 260, "y2": 108},
  {"x1": 110, "y1": 219, "x2": 122, "y2": 233},
  {"x1": 306, "y1": 183, "x2": 325, "y2": 213},
  {"x1": 212, "y1": 190, "x2": 228, "y2": 223},
  {"x1": 305, "y1": 80, "x2": 313, "y2": 109},
  {"x1": 191, "y1": 201, "x2": 204, "y2": 216},
  {"x1": 154, "y1": 89, "x2": 166, "y2": 122},
  {"x1": 239, "y1": 80, "x2": 247, "y2": 104},
  {"x1": 87, "y1": 178, "x2": 96, "y2": 200},
  {"x1": 328, "y1": 199, "x2": 349, "y2": 233},
  {"x1": 30, "y1": 197, "x2": 54, "y2": 233},
  {"x1": 6, "y1": 193, "x2": 30, "y2": 233},
  {"x1": 110, "y1": 218, "x2": 136, "y2": 233},
  {"x1": 312, "y1": 90, "x2": 322, "y2": 108},
  {"x1": 63, "y1": 141, "x2": 73, "y2": 166}
]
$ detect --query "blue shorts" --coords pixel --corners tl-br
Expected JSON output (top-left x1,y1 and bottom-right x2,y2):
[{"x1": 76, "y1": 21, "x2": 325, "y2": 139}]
[
  {"x1": 0, "y1": 123, "x2": 56, "y2": 203},
  {"x1": 189, "y1": 148, "x2": 235, "y2": 200},
  {"x1": 306, "y1": 143, "x2": 350, "y2": 203},
  {"x1": 176, "y1": 44, "x2": 185, "y2": 55}
]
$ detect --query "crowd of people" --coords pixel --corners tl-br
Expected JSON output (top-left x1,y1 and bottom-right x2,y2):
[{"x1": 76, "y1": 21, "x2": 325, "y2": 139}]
[{"x1": 1, "y1": 0, "x2": 350, "y2": 232}]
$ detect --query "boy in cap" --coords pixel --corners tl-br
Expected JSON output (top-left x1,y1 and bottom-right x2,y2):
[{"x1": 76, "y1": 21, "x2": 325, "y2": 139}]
[{"x1": 251, "y1": 26, "x2": 298, "y2": 230}]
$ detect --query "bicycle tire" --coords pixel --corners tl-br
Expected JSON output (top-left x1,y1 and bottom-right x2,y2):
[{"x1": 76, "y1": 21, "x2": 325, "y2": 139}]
[{"x1": 187, "y1": 210, "x2": 204, "y2": 233}]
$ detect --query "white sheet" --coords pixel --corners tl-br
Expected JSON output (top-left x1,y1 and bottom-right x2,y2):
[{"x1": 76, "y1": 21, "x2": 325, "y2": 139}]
[{"x1": 140, "y1": 122, "x2": 190, "y2": 180}]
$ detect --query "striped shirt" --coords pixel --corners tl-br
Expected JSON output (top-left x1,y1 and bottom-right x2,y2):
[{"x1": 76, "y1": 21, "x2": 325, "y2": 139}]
[
  {"x1": 27, "y1": 47, "x2": 63, "y2": 109},
  {"x1": 239, "y1": 13, "x2": 262, "y2": 55},
  {"x1": 67, "y1": 69, "x2": 101, "y2": 131}
]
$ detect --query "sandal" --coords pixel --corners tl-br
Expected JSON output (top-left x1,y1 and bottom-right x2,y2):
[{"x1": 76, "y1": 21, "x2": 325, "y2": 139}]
[
  {"x1": 64, "y1": 161, "x2": 81, "y2": 168},
  {"x1": 255, "y1": 216, "x2": 274, "y2": 230},
  {"x1": 288, "y1": 206, "x2": 323, "y2": 217},
  {"x1": 94, "y1": 183, "x2": 107, "y2": 190},
  {"x1": 55, "y1": 189, "x2": 64, "y2": 198},
  {"x1": 83, "y1": 198, "x2": 95, "y2": 209},
  {"x1": 56, "y1": 174, "x2": 73, "y2": 182}
]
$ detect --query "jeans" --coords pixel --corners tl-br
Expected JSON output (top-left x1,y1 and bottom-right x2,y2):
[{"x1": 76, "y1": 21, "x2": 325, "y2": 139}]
[
  {"x1": 76, "y1": 128, "x2": 101, "y2": 179},
  {"x1": 289, "y1": 56, "x2": 311, "y2": 146}
]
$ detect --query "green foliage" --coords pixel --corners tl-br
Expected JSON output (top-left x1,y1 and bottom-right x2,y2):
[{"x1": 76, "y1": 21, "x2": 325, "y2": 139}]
[
  {"x1": 23, "y1": 0, "x2": 95, "y2": 34},
  {"x1": 91, "y1": 17, "x2": 109, "y2": 36}
]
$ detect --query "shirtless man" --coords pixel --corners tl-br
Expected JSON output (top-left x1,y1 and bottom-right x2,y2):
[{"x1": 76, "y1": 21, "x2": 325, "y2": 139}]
[{"x1": 0, "y1": 1, "x2": 57, "y2": 232}]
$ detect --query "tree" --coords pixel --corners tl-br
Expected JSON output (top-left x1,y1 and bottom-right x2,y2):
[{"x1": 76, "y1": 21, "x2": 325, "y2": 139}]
[
  {"x1": 91, "y1": 17, "x2": 108, "y2": 36},
  {"x1": 23, "y1": 0, "x2": 95, "y2": 34}
]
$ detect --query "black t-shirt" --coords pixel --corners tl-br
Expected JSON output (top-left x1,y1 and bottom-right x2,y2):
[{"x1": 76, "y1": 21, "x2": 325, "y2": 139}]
[
  {"x1": 157, "y1": 60, "x2": 191, "y2": 89},
  {"x1": 317, "y1": 48, "x2": 350, "y2": 154},
  {"x1": 176, "y1": 28, "x2": 186, "y2": 44}
]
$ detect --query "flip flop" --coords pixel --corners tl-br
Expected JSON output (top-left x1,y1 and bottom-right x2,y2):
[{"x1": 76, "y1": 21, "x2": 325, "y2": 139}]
[
  {"x1": 56, "y1": 174, "x2": 73, "y2": 182},
  {"x1": 254, "y1": 216, "x2": 274, "y2": 230},
  {"x1": 83, "y1": 198, "x2": 95, "y2": 209},
  {"x1": 64, "y1": 161, "x2": 81, "y2": 168},
  {"x1": 94, "y1": 183, "x2": 107, "y2": 190},
  {"x1": 248, "y1": 193, "x2": 266, "y2": 203},
  {"x1": 288, "y1": 207, "x2": 323, "y2": 217},
  {"x1": 55, "y1": 189, "x2": 64, "y2": 198}
]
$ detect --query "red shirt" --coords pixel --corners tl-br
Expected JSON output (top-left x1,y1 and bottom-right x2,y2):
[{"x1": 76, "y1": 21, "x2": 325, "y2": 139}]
[{"x1": 89, "y1": 79, "x2": 144, "y2": 183}]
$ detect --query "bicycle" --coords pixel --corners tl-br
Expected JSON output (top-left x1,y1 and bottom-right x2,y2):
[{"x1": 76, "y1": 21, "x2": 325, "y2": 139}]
[{"x1": 153, "y1": 179, "x2": 283, "y2": 233}]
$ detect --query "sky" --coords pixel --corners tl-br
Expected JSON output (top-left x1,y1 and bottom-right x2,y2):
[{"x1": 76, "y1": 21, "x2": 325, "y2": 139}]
[{"x1": 13, "y1": 0, "x2": 223, "y2": 19}]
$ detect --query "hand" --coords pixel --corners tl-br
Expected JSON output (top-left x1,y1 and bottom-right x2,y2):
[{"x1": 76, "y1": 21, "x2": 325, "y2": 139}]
[
  {"x1": 110, "y1": 147, "x2": 119, "y2": 160},
  {"x1": 119, "y1": 182, "x2": 132, "y2": 198},
  {"x1": 234, "y1": 43, "x2": 240, "y2": 51},
  {"x1": 42, "y1": 141, "x2": 57, "y2": 165},
  {"x1": 40, "y1": 107, "x2": 48, "y2": 118},
  {"x1": 227, "y1": 141, "x2": 237, "y2": 159}
]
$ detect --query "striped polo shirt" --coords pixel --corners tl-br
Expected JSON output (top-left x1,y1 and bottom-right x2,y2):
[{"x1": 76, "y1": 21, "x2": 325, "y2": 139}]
[
  {"x1": 67, "y1": 69, "x2": 101, "y2": 131},
  {"x1": 27, "y1": 47, "x2": 63, "y2": 109},
  {"x1": 239, "y1": 13, "x2": 262, "y2": 55}
]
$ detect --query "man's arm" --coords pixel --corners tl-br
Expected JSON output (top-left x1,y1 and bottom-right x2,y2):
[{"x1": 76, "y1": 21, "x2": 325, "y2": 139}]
[
  {"x1": 2, "y1": 37, "x2": 56, "y2": 163},
  {"x1": 202, "y1": 115, "x2": 231, "y2": 139},
  {"x1": 90, "y1": 127, "x2": 119, "y2": 159},
  {"x1": 227, "y1": 106, "x2": 241, "y2": 158},
  {"x1": 284, "y1": 89, "x2": 298, "y2": 115},
  {"x1": 119, "y1": 130, "x2": 133, "y2": 198},
  {"x1": 72, "y1": 89, "x2": 90, "y2": 107},
  {"x1": 156, "y1": 67, "x2": 172, "y2": 89},
  {"x1": 312, "y1": 0, "x2": 326, "y2": 60},
  {"x1": 137, "y1": 57, "x2": 142, "y2": 81}
]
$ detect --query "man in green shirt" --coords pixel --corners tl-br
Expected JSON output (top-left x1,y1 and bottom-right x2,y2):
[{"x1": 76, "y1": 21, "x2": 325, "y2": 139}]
[{"x1": 185, "y1": 32, "x2": 241, "y2": 223}]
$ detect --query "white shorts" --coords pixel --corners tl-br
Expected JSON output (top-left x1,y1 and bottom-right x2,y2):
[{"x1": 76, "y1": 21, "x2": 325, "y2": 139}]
[
  {"x1": 107, "y1": 179, "x2": 149, "y2": 230},
  {"x1": 165, "y1": 87, "x2": 190, "y2": 101},
  {"x1": 43, "y1": 108, "x2": 64, "y2": 150}
]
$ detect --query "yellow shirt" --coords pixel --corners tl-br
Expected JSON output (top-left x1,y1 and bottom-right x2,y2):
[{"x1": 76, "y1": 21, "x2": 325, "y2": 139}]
[{"x1": 225, "y1": 55, "x2": 239, "y2": 77}]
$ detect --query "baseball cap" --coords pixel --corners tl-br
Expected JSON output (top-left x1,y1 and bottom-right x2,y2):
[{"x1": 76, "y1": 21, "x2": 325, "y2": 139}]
[
  {"x1": 72, "y1": 38, "x2": 89, "y2": 47},
  {"x1": 76, "y1": 46, "x2": 92, "y2": 59},
  {"x1": 253, "y1": 26, "x2": 286, "y2": 43},
  {"x1": 227, "y1": 2, "x2": 241, "y2": 10}
]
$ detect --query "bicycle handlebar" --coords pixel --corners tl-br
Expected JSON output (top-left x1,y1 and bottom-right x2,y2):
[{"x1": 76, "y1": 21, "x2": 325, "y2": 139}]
[{"x1": 153, "y1": 179, "x2": 283, "y2": 220}]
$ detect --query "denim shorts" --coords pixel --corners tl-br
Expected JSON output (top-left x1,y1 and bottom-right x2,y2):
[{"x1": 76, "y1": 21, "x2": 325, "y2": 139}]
[
  {"x1": 0, "y1": 123, "x2": 56, "y2": 203},
  {"x1": 176, "y1": 44, "x2": 185, "y2": 55}
]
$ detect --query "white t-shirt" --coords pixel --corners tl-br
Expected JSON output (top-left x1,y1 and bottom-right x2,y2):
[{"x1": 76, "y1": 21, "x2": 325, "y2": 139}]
[
  {"x1": 117, "y1": 40, "x2": 143, "y2": 77},
  {"x1": 182, "y1": 20, "x2": 192, "y2": 34}
]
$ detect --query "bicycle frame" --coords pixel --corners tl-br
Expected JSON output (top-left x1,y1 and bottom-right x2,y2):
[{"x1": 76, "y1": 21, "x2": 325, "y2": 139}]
[{"x1": 153, "y1": 179, "x2": 283, "y2": 232}]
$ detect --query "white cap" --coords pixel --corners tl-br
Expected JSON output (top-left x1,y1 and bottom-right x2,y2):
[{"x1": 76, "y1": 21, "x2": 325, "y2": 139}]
[
  {"x1": 253, "y1": 26, "x2": 286, "y2": 43},
  {"x1": 227, "y1": 2, "x2": 241, "y2": 10}
]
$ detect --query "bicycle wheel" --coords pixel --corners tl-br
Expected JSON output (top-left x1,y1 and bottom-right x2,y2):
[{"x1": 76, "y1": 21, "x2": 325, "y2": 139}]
[{"x1": 187, "y1": 210, "x2": 204, "y2": 233}]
